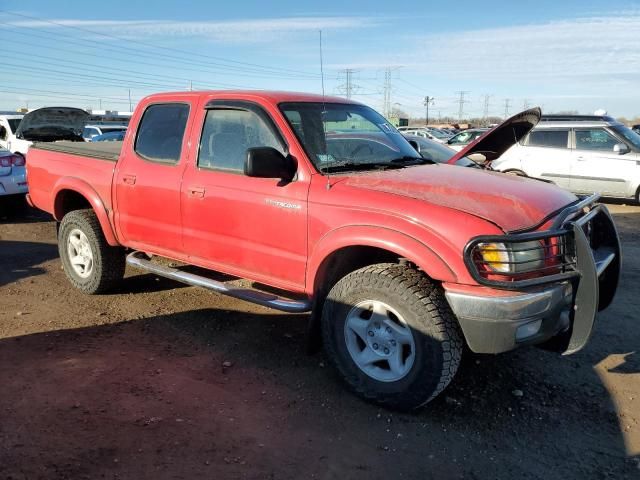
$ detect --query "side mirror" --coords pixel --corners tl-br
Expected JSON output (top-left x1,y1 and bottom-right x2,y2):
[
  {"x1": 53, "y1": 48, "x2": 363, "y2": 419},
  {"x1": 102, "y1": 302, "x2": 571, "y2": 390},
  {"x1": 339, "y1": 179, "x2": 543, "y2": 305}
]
[
  {"x1": 245, "y1": 147, "x2": 296, "y2": 181},
  {"x1": 613, "y1": 143, "x2": 629, "y2": 155}
]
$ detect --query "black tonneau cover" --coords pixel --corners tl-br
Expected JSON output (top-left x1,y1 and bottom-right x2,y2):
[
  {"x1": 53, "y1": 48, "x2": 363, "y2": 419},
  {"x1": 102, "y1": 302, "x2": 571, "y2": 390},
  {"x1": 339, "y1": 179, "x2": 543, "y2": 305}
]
[{"x1": 31, "y1": 141, "x2": 122, "y2": 162}]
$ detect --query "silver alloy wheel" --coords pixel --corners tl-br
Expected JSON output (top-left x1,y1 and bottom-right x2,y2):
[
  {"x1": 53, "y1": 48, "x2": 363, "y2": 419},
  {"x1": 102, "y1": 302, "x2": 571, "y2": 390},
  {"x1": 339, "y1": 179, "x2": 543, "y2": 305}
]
[
  {"x1": 67, "y1": 228, "x2": 94, "y2": 279},
  {"x1": 343, "y1": 300, "x2": 416, "y2": 382}
]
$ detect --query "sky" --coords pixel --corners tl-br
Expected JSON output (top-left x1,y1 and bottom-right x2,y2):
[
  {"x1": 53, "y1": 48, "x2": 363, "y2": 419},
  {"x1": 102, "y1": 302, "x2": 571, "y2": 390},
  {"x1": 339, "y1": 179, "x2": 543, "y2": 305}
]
[{"x1": 1, "y1": 0, "x2": 639, "y2": 119}]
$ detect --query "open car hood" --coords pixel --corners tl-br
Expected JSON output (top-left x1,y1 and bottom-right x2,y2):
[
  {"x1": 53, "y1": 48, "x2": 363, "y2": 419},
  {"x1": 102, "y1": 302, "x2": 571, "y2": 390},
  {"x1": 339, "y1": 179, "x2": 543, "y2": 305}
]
[
  {"x1": 15, "y1": 107, "x2": 89, "y2": 142},
  {"x1": 447, "y1": 107, "x2": 541, "y2": 164}
]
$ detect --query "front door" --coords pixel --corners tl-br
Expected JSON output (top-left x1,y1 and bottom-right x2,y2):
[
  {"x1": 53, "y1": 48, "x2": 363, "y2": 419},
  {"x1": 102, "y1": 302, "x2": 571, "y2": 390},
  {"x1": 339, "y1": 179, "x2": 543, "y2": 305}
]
[
  {"x1": 181, "y1": 101, "x2": 309, "y2": 290},
  {"x1": 114, "y1": 102, "x2": 193, "y2": 256},
  {"x1": 570, "y1": 128, "x2": 634, "y2": 197}
]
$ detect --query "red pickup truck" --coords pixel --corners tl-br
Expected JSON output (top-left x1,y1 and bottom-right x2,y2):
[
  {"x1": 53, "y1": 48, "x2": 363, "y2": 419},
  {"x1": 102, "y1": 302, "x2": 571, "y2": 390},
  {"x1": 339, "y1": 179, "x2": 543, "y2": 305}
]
[{"x1": 26, "y1": 91, "x2": 621, "y2": 410}]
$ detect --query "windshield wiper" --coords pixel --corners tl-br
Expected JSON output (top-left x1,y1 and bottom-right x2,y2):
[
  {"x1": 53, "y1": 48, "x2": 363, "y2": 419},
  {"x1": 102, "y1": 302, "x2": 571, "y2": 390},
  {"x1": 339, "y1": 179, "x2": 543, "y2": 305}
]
[
  {"x1": 389, "y1": 156, "x2": 436, "y2": 165},
  {"x1": 322, "y1": 160, "x2": 408, "y2": 173}
]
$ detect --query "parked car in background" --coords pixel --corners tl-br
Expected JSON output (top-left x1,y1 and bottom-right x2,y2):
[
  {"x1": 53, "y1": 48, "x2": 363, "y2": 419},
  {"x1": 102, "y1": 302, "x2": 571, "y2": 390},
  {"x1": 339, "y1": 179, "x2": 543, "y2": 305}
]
[
  {"x1": 83, "y1": 124, "x2": 128, "y2": 141},
  {"x1": 446, "y1": 128, "x2": 490, "y2": 151},
  {"x1": 401, "y1": 128, "x2": 448, "y2": 144},
  {"x1": 8, "y1": 107, "x2": 89, "y2": 155},
  {"x1": 492, "y1": 114, "x2": 640, "y2": 202},
  {"x1": 0, "y1": 147, "x2": 27, "y2": 199},
  {"x1": 0, "y1": 114, "x2": 24, "y2": 152},
  {"x1": 632, "y1": 124, "x2": 640, "y2": 135},
  {"x1": 91, "y1": 130, "x2": 126, "y2": 142},
  {"x1": 402, "y1": 134, "x2": 476, "y2": 167}
]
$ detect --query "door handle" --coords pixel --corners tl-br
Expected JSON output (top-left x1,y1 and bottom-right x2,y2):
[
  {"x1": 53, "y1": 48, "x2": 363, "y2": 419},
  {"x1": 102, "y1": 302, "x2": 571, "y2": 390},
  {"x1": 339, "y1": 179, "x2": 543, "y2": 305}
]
[
  {"x1": 122, "y1": 174, "x2": 136, "y2": 185},
  {"x1": 188, "y1": 187, "x2": 205, "y2": 198}
]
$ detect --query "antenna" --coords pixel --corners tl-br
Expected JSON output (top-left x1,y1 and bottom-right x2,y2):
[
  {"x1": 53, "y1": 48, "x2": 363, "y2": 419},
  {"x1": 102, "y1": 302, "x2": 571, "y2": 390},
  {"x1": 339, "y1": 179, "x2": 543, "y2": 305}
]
[{"x1": 319, "y1": 30, "x2": 331, "y2": 190}]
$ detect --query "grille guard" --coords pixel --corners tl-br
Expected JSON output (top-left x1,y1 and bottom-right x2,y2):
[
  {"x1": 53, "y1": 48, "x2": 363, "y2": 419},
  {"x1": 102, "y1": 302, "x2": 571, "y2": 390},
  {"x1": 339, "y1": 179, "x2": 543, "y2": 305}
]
[{"x1": 463, "y1": 193, "x2": 622, "y2": 355}]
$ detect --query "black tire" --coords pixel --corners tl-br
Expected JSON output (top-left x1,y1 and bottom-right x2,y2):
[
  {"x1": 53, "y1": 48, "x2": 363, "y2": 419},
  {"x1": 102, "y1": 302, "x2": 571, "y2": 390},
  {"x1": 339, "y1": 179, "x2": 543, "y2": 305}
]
[
  {"x1": 58, "y1": 209, "x2": 125, "y2": 294},
  {"x1": 321, "y1": 263, "x2": 463, "y2": 410}
]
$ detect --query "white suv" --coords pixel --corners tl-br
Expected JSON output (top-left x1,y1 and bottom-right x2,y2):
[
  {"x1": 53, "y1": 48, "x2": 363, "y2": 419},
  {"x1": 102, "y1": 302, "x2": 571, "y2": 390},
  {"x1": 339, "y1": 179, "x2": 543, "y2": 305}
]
[{"x1": 493, "y1": 115, "x2": 640, "y2": 203}]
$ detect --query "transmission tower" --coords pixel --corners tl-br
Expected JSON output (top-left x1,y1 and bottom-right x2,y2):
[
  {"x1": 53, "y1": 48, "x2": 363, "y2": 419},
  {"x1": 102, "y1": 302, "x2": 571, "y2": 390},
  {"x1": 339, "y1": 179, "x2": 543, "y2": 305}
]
[
  {"x1": 455, "y1": 91, "x2": 470, "y2": 122},
  {"x1": 482, "y1": 94, "x2": 492, "y2": 119},
  {"x1": 503, "y1": 98, "x2": 511, "y2": 118},
  {"x1": 383, "y1": 68, "x2": 392, "y2": 118},
  {"x1": 337, "y1": 69, "x2": 360, "y2": 99},
  {"x1": 522, "y1": 98, "x2": 530, "y2": 110}
]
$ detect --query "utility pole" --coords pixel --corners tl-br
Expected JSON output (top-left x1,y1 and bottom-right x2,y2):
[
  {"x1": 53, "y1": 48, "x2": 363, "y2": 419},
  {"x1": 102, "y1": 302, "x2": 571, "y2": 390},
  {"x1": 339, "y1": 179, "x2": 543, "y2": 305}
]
[
  {"x1": 189, "y1": 80, "x2": 193, "y2": 91},
  {"x1": 128, "y1": 89, "x2": 132, "y2": 112},
  {"x1": 503, "y1": 98, "x2": 511, "y2": 118},
  {"x1": 383, "y1": 68, "x2": 392, "y2": 119},
  {"x1": 423, "y1": 96, "x2": 435, "y2": 126},
  {"x1": 455, "y1": 91, "x2": 470, "y2": 122}
]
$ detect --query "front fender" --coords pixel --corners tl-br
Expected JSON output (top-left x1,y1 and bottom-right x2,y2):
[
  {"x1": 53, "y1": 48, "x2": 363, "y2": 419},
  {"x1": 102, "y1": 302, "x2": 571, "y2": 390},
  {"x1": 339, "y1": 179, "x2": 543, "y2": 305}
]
[
  {"x1": 306, "y1": 224, "x2": 460, "y2": 295},
  {"x1": 52, "y1": 177, "x2": 119, "y2": 246}
]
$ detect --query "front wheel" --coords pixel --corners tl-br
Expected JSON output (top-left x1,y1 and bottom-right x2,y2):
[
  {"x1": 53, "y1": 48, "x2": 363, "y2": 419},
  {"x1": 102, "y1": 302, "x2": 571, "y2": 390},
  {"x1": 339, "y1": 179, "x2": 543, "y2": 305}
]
[
  {"x1": 321, "y1": 263, "x2": 463, "y2": 410},
  {"x1": 58, "y1": 209, "x2": 125, "y2": 294}
]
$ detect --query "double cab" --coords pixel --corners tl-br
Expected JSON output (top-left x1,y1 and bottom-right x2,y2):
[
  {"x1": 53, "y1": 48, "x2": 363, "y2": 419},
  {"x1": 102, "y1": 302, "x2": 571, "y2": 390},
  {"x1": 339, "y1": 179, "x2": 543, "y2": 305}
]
[{"x1": 26, "y1": 91, "x2": 621, "y2": 410}]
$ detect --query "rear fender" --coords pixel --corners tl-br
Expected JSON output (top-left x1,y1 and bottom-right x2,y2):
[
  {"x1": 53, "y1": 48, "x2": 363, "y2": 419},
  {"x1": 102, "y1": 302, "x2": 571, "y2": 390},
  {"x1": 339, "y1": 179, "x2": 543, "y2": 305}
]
[{"x1": 52, "y1": 177, "x2": 119, "y2": 246}]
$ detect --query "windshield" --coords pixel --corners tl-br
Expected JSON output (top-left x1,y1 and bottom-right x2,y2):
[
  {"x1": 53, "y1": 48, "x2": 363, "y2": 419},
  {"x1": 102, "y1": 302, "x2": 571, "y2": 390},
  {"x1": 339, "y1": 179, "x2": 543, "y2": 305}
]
[
  {"x1": 611, "y1": 125, "x2": 640, "y2": 150},
  {"x1": 8, "y1": 119, "x2": 21, "y2": 133},
  {"x1": 279, "y1": 102, "x2": 421, "y2": 173}
]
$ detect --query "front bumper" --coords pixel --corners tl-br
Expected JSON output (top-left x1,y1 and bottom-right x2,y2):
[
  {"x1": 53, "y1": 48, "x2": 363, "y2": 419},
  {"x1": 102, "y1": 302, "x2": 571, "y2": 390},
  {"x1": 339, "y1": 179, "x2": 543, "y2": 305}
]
[
  {"x1": 447, "y1": 194, "x2": 621, "y2": 355},
  {"x1": 0, "y1": 169, "x2": 28, "y2": 197}
]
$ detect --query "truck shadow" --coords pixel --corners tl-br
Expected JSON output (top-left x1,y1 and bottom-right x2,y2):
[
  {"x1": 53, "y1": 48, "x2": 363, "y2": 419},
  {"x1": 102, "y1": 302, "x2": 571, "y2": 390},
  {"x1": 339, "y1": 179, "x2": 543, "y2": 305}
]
[
  {"x1": 0, "y1": 239, "x2": 58, "y2": 287},
  {"x1": 0, "y1": 297, "x2": 637, "y2": 479},
  {"x1": 0, "y1": 197, "x2": 52, "y2": 224}
]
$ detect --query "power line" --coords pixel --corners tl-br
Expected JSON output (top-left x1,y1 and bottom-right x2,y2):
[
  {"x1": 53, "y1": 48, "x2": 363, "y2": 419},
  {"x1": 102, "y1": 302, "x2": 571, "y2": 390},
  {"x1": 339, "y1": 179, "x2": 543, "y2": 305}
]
[{"x1": 0, "y1": 10, "x2": 323, "y2": 79}]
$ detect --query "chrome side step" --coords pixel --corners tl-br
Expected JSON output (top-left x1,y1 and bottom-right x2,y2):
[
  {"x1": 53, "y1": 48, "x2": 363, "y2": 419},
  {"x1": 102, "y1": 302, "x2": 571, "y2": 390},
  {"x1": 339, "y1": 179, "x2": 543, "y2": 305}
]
[{"x1": 126, "y1": 251, "x2": 312, "y2": 313}]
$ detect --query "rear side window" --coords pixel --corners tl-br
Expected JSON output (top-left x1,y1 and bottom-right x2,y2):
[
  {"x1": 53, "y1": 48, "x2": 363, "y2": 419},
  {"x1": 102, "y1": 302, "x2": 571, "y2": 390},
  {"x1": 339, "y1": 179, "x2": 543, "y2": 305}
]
[
  {"x1": 134, "y1": 103, "x2": 190, "y2": 163},
  {"x1": 526, "y1": 129, "x2": 569, "y2": 148}
]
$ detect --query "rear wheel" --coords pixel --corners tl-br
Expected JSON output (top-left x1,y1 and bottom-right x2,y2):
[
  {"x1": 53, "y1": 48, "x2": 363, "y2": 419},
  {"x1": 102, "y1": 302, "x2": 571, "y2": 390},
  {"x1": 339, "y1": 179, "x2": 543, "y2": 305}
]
[
  {"x1": 58, "y1": 209, "x2": 125, "y2": 294},
  {"x1": 321, "y1": 263, "x2": 463, "y2": 410}
]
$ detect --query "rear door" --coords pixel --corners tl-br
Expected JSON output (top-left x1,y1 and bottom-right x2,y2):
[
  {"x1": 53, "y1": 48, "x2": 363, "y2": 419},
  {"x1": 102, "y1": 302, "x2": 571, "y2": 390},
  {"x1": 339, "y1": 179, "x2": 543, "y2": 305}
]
[
  {"x1": 569, "y1": 128, "x2": 633, "y2": 196},
  {"x1": 114, "y1": 100, "x2": 195, "y2": 256},
  {"x1": 519, "y1": 128, "x2": 572, "y2": 189},
  {"x1": 180, "y1": 99, "x2": 310, "y2": 290}
]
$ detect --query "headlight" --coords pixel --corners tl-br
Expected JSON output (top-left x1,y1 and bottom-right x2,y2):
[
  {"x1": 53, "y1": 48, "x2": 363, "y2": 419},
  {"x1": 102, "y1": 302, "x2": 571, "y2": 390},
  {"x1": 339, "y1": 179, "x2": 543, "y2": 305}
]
[{"x1": 477, "y1": 241, "x2": 545, "y2": 274}]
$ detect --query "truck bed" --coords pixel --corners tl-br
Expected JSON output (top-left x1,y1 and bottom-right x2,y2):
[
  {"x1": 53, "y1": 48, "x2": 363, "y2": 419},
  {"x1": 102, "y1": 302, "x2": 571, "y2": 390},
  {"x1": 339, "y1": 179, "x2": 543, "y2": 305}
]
[{"x1": 31, "y1": 141, "x2": 122, "y2": 162}]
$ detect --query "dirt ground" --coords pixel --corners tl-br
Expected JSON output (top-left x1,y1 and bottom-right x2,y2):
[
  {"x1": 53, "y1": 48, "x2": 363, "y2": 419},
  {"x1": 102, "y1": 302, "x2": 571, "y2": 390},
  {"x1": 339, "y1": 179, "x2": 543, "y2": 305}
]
[{"x1": 0, "y1": 199, "x2": 638, "y2": 480}]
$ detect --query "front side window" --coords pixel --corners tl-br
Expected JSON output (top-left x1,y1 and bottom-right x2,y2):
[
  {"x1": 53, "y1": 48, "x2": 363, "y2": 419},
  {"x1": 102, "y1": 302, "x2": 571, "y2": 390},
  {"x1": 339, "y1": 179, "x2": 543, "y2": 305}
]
[
  {"x1": 526, "y1": 129, "x2": 569, "y2": 148},
  {"x1": 279, "y1": 102, "x2": 420, "y2": 173},
  {"x1": 610, "y1": 125, "x2": 640, "y2": 151},
  {"x1": 134, "y1": 103, "x2": 190, "y2": 163},
  {"x1": 449, "y1": 131, "x2": 473, "y2": 145},
  {"x1": 575, "y1": 128, "x2": 618, "y2": 152},
  {"x1": 8, "y1": 119, "x2": 21, "y2": 134},
  {"x1": 198, "y1": 108, "x2": 283, "y2": 173}
]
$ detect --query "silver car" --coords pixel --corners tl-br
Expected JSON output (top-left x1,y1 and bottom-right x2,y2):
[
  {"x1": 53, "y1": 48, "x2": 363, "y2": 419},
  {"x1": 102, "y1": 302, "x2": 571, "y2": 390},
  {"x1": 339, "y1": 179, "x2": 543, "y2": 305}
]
[
  {"x1": 0, "y1": 148, "x2": 27, "y2": 198},
  {"x1": 492, "y1": 115, "x2": 640, "y2": 203}
]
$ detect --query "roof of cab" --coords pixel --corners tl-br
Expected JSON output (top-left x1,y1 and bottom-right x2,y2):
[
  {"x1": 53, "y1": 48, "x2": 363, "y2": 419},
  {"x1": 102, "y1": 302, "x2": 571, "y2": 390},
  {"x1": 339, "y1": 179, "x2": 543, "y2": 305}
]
[{"x1": 141, "y1": 90, "x2": 361, "y2": 106}]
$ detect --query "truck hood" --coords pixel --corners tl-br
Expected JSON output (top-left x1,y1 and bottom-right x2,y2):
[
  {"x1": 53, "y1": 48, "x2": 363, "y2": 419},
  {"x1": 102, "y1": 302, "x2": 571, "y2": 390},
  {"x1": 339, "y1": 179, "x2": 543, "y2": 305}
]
[
  {"x1": 15, "y1": 107, "x2": 89, "y2": 142},
  {"x1": 448, "y1": 107, "x2": 541, "y2": 164},
  {"x1": 342, "y1": 164, "x2": 577, "y2": 232}
]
